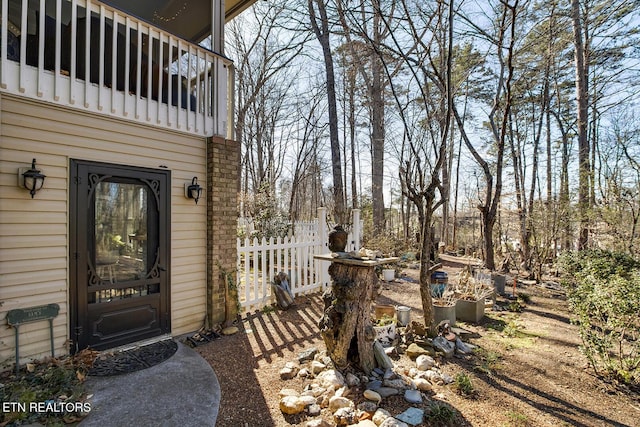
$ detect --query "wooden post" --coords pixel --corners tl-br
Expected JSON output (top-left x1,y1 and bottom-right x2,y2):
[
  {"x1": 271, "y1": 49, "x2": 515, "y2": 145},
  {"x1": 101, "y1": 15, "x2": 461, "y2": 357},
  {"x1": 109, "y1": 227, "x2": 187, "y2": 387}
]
[{"x1": 315, "y1": 255, "x2": 398, "y2": 374}]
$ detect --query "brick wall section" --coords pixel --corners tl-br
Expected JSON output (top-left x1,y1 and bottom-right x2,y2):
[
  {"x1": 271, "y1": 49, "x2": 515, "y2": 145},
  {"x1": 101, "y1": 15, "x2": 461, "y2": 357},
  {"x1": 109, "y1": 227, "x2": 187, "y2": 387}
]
[{"x1": 207, "y1": 136, "x2": 240, "y2": 326}]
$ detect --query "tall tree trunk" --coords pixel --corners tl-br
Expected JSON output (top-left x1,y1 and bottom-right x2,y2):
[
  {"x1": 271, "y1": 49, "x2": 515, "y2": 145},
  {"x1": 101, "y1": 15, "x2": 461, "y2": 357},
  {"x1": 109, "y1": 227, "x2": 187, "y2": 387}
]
[
  {"x1": 309, "y1": 0, "x2": 346, "y2": 224},
  {"x1": 370, "y1": 0, "x2": 385, "y2": 233},
  {"x1": 571, "y1": 0, "x2": 590, "y2": 250}
]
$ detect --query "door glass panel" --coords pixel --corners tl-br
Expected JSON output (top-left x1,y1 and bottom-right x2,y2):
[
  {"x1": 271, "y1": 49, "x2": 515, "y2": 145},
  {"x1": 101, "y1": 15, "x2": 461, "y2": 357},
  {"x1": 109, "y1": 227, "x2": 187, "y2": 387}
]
[{"x1": 95, "y1": 181, "x2": 149, "y2": 283}]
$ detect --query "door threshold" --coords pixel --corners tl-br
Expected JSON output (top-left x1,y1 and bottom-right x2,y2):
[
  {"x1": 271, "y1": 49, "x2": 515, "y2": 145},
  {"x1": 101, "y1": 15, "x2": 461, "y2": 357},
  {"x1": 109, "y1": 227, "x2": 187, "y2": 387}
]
[{"x1": 99, "y1": 334, "x2": 174, "y2": 354}]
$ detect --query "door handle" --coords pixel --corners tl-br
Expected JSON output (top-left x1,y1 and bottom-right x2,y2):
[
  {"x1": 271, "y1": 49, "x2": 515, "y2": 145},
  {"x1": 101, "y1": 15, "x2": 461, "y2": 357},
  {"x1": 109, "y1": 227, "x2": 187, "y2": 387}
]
[{"x1": 158, "y1": 266, "x2": 167, "y2": 271}]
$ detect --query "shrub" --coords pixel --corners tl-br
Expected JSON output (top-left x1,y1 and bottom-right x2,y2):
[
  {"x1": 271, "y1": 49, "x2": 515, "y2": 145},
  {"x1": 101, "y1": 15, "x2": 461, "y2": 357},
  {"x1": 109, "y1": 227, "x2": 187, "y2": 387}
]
[
  {"x1": 454, "y1": 372, "x2": 475, "y2": 396},
  {"x1": 559, "y1": 250, "x2": 640, "y2": 386}
]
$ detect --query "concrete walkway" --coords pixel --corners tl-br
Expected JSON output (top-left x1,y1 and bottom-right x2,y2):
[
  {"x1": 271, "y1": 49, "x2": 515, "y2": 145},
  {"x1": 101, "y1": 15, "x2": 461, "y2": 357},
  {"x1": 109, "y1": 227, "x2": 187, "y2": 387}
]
[{"x1": 80, "y1": 341, "x2": 220, "y2": 427}]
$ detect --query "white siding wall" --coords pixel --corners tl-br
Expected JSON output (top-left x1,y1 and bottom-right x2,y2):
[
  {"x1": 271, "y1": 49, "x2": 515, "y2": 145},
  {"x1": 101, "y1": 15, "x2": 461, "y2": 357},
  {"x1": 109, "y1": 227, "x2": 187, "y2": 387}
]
[{"x1": 0, "y1": 93, "x2": 207, "y2": 364}]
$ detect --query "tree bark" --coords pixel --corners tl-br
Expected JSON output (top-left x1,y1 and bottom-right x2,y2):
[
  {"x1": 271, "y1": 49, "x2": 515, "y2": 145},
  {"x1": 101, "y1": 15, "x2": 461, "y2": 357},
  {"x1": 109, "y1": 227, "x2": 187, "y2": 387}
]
[{"x1": 319, "y1": 262, "x2": 378, "y2": 374}]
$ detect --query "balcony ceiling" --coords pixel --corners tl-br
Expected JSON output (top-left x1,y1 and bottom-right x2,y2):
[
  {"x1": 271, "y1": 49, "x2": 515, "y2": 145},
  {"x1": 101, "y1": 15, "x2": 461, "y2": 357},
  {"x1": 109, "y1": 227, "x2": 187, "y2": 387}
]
[{"x1": 101, "y1": 0, "x2": 257, "y2": 44}]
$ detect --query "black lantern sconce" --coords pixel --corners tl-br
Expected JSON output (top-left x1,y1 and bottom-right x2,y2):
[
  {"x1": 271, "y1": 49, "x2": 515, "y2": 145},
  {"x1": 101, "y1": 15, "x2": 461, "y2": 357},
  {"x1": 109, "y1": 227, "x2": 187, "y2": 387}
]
[
  {"x1": 185, "y1": 177, "x2": 203, "y2": 204},
  {"x1": 19, "y1": 158, "x2": 46, "y2": 198}
]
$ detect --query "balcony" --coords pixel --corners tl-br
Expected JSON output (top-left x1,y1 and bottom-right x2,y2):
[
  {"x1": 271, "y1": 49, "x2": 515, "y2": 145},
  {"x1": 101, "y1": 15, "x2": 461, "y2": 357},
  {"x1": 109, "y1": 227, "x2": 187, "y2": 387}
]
[{"x1": 1, "y1": 0, "x2": 233, "y2": 138}]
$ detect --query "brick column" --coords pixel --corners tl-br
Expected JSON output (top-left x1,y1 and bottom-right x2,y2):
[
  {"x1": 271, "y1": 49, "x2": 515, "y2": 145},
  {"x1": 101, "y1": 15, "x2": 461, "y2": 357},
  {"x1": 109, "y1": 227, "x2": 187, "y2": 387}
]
[{"x1": 207, "y1": 136, "x2": 240, "y2": 326}]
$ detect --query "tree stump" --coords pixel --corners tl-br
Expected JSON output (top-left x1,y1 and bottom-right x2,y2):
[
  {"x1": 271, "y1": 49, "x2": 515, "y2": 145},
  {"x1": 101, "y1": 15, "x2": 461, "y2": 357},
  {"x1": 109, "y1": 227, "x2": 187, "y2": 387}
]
[{"x1": 318, "y1": 261, "x2": 379, "y2": 374}]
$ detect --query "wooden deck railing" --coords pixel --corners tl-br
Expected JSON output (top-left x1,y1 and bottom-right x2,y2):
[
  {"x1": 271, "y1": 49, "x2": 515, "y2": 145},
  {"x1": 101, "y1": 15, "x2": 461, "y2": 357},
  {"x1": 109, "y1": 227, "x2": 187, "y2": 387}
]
[{"x1": 1, "y1": 0, "x2": 233, "y2": 138}]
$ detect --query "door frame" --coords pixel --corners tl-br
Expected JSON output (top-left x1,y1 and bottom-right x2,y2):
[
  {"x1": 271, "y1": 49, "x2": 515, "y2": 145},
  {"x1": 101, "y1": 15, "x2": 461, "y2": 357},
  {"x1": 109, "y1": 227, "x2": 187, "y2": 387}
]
[{"x1": 69, "y1": 159, "x2": 171, "y2": 352}]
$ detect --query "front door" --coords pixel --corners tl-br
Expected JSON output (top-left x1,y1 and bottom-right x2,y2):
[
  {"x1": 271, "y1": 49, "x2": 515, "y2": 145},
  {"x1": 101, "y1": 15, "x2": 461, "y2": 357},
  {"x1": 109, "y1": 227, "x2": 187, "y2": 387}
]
[{"x1": 70, "y1": 160, "x2": 170, "y2": 352}]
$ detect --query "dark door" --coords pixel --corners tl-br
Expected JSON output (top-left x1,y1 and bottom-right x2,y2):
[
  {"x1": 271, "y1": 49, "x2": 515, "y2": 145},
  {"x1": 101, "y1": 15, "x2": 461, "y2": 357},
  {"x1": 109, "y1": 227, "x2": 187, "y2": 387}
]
[{"x1": 70, "y1": 160, "x2": 170, "y2": 352}]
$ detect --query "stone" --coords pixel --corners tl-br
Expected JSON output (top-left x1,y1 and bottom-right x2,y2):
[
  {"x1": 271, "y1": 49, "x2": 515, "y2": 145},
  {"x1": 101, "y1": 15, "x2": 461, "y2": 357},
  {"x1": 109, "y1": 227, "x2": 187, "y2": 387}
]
[
  {"x1": 311, "y1": 360, "x2": 326, "y2": 374},
  {"x1": 280, "y1": 362, "x2": 299, "y2": 380},
  {"x1": 298, "y1": 395, "x2": 317, "y2": 406},
  {"x1": 279, "y1": 388, "x2": 299, "y2": 398},
  {"x1": 317, "y1": 369, "x2": 346, "y2": 388},
  {"x1": 298, "y1": 347, "x2": 318, "y2": 363},
  {"x1": 366, "y1": 379, "x2": 382, "y2": 390},
  {"x1": 395, "y1": 407, "x2": 425, "y2": 426},
  {"x1": 335, "y1": 385, "x2": 350, "y2": 398},
  {"x1": 380, "y1": 418, "x2": 409, "y2": 427},
  {"x1": 334, "y1": 407, "x2": 358, "y2": 426},
  {"x1": 376, "y1": 387, "x2": 400, "y2": 398},
  {"x1": 354, "y1": 420, "x2": 377, "y2": 427},
  {"x1": 280, "y1": 396, "x2": 306, "y2": 415},
  {"x1": 405, "y1": 343, "x2": 431, "y2": 359},
  {"x1": 432, "y1": 336, "x2": 455, "y2": 358},
  {"x1": 416, "y1": 354, "x2": 436, "y2": 371},
  {"x1": 363, "y1": 389, "x2": 382, "y2": 404},
  {"x1": 425, "y1": 370, "x2": 443, "y2": 384},
  {"x1": 305, "y1": 420, "x2": 332, "y2": 427},
  {"x1": 372, "y1": 408, "x2": 391, "y2": 425},
  {"x1": 413, "y1": 378, "x2": 433, "y2": 392},
  {"x1": 384, "y1": 378, "x2": 410, "y2": 389},
  {"x1": 328, "y1": 396, "x2": 353, "y2": 412},
  {"x1": 298, "y1": 368, "x2": 311, "y2": 378},
  {"x1": 441, "y1": 373, "x2": 454, "y2": 384},
  {"x1": 346, "y1": 372, "x2": 361, "y2": 387},
  {"x1": 222, "y1": 326, "x2": 239, "y2": 335},
  {"x1": 404, "y1": 389, "x2": 422, "y2": 404},
  {"x1": 357, "y1": 401, "x2": 378, "y2": 414},
  {"x1": 383, "y1": 368, "x2": 396, "y2": 380},
  {"x1": 306, "y1": 403, "x2": 322, "y2": 417}
]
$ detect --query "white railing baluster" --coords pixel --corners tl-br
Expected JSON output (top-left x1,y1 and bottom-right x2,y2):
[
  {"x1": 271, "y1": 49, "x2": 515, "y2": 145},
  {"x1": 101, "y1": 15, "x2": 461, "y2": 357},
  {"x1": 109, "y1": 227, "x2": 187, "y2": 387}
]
[
  {"x1": 150, "y1": 28, "x2": 156, "y2": 123},
  {"x1": 69, "y1": 0, "x2": 77, "y2": 104},
  {"x1": 54, "y1": 0, "x2": 61, "y2": 101},
  {"x1": 135, "y1": 20, "x2": 141, "y2": 119},
  {"x1": 166, "y1": 36, "x2": 172, "y2": 126},
  {"x1": 98, "y1": 5, "x2": 105, "y2": 110},
  {"x1": 1, "y1": 0, "x2": 9, "y2": 88},
  {"x1": 110, "y1": 9, "x2": 117, "y2": 113},
  {"x1": 37, "y1": 0, "x2": 44, "y2": 96},
  {"x1": 123, "y1": 16, "x2": 130, "y2": 117},
  {"x1": 84, "y1": 0, "x2": 91, "y2": 107}
]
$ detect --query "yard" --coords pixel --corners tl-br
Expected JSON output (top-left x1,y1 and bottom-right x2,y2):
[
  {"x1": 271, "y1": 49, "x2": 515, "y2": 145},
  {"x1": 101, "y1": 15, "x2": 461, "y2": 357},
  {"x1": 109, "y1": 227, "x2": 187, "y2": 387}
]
[{"x1": 196, "y1": 255, "x2": 640, "y2": 426}]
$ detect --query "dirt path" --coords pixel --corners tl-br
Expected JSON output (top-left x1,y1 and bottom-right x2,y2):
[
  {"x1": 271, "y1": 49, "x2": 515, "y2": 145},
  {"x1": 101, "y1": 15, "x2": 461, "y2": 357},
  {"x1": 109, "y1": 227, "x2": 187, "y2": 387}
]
[{"x1": 196, "y1": 256, "x2": 640, "y2": 426}]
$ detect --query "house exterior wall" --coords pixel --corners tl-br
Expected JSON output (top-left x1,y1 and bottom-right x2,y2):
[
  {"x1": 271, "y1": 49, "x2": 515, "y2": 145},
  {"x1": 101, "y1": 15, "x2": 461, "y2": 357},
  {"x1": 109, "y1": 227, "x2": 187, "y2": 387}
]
[{"x1": 0, "y1": 93, "x2": 212, "y2": 363}]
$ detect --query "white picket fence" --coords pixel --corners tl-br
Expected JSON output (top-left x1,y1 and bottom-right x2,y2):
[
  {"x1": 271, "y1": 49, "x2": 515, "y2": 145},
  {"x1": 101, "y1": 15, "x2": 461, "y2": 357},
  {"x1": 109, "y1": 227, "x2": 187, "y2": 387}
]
[{"x1": 237, "y1": 208, "x2": 361, "y2": 312}]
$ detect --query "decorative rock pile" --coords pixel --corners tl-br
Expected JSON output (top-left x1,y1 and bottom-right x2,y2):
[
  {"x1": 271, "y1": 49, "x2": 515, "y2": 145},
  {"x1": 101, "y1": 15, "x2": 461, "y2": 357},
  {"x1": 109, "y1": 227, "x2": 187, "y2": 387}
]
[{"x1": 278, "y1": 321, "x2": 467, "y2": 426}]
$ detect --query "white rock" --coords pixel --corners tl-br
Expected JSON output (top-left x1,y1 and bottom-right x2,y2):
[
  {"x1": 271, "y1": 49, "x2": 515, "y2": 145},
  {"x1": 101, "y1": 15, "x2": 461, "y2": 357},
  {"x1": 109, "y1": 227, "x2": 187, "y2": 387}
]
[
  {"x1": 363, "y1": 389, "x2": 382, "y2": 404},
  {"x1": 279, "y1": 388, "x2": 299, "y2": 398},
  {"x1": 305, "y1": 419, "x2": 332, "y2": 427},
  {"x1": 413, "y1": 377, "x2": 433, "y2": 391},
  {"x1": 280, "y1": 396, "x2": 306, "y2": 415},
  {"x1": 328, "y1": 395, "x2": 354, "y2": 412},
  {"x1": 335, "y1": 385, "x2": 350, "y2": 398},
  {"x1": 425, "y1": 370, "x2": 442, "y2": 384},
  {"x1": 317, "y1": 369, "x2": 346, "y2": 388},
  {"x1": 298, "y1": 367, "x2": 311, "y2": 378},
  {"x1": 416, "y1": 354, "x2": 436, "y2": 371},
  {"x1": 298, "y1": 395, "x2": 317, "y2": 406},
  {"x1": 372, "y1": 408, "x2": 391, "y2": 425},
  {"x1": 311, "y1": 360, "x2": 326, "y2": 374},
  {"x1": 355, "y1": 420, "x2": 377, "y2": 427},
  {"x1": 379, "y1": 418, "x2": 409, "y2": 427},
  {"x1": 408, "y1": 368, "x2": 419, "y2": 378}
]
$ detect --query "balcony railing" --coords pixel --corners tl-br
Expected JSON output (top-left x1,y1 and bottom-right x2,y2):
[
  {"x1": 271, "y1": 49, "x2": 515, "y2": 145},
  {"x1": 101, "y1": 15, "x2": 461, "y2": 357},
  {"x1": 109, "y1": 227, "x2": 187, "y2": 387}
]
[{"x1": 1, "y1": 0, "x2": 233, "y2": 138}]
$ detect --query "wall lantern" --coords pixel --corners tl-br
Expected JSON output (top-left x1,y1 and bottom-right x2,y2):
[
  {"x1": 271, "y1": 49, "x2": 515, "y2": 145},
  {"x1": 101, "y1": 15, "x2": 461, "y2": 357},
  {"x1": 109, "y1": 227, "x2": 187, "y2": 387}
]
[
  {"x1": 18, "y1": 158, "x2": 46, "y2": 198},
  {"x1": 185, "y1": 177, "x2": 203, "y2": 204}
]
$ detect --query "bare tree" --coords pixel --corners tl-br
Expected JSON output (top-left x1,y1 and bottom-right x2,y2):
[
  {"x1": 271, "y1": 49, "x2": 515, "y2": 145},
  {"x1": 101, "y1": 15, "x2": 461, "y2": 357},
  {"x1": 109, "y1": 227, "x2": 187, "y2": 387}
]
[{"x1": 308, "y1": 0, "x2": 347, "y2": 224}]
